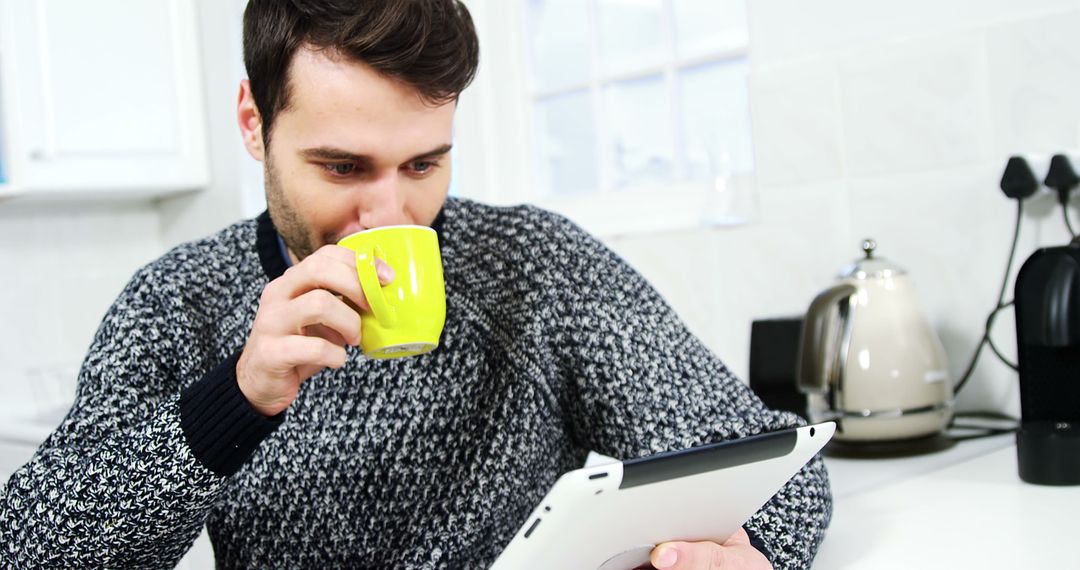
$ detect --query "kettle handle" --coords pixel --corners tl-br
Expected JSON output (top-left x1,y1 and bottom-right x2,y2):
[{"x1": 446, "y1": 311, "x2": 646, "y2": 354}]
[{"x1": 797, "y1": 284, "x2": 858, "y2": 395}]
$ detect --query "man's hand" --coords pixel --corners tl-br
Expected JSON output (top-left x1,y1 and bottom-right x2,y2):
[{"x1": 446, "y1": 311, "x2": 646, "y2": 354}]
[
  {"x1": 650, "y1": 528, "x2": 772, "y2": 570},
  {"x1": 236, "y1": 244, "x2": 394, "y2": 416}
]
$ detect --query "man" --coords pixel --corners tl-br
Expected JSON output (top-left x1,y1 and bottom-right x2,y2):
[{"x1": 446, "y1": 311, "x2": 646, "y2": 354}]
[{"x1": 0, "y1": 1, "x2": 831, "y2": 568}]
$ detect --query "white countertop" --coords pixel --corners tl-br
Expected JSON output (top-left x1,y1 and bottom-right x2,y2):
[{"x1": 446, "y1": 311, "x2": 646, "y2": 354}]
[
  {"x1": 816, "y1": 435, "x2": 1078, "y2": 569},
  {"x1": 823, "y1": 433, "x2": 1016, "y2": 500}
]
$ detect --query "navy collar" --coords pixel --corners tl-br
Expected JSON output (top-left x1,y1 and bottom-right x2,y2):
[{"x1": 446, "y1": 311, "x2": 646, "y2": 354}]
[
  {"x1": 255, "y1": 208, "x2": 447, "y2": 281},
  {"x1": 255, "y1": 210, "x2": 289, "y2": 281}
]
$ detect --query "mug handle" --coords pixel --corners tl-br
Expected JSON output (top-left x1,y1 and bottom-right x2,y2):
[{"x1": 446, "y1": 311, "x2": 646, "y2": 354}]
[{"x1": 355, "y1": 243, "x2": 398, "y2": 327}]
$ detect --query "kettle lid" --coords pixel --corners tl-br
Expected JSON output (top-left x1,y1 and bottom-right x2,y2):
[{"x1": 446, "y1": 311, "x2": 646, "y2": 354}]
[{"x1": 838, "y1": 238, "x2": 908, "y2": 279}]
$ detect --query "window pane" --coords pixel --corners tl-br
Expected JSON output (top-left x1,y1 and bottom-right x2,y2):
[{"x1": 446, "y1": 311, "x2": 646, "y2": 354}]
[
  {"x1": 680, "y1": 59, "x2": 754, "y2": 178},
  {"x1": 603, "y1": 75, "x2": 675, "y2": 189},
  {"x1": 673, "y1": 0, "x2": 748, "y2": 57},
  {"x1": 535, "y1": 91, "x2": 599, "y2": 196},
  {"x1": 527, "y1": 0, "x2": 592, "y2": 91},
  {"x1": 597, "y1": 0, "x2": 666, "y2": 75}
]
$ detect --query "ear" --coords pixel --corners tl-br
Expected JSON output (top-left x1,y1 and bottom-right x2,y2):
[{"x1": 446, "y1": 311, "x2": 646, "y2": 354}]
[{"x1": 237, "y1": 79, "x2": 266, "y2": 162}]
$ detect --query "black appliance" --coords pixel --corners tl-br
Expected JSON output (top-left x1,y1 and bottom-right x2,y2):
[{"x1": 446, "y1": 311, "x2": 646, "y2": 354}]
[
  {"x1": 1014, "y1": 242, "x2": 1080, "y2": 485},
  {"x1": 748, "y1": 317, "x2": 807, "y2": 419}
]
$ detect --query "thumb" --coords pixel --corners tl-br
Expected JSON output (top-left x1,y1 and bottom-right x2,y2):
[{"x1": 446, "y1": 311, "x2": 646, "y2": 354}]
[{"x1": 651, "y1": 541, "x2": 726, "y2": 569}]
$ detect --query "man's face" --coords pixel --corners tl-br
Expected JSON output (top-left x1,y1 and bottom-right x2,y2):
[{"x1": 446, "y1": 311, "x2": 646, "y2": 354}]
[{"x1": 246, "y1": 47, "x2": 456, "y2": 262}]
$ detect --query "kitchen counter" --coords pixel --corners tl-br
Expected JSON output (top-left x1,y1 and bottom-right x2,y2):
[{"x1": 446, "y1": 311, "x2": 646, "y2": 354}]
[
  {"x1": 816, "y1": 433, "x2": 1077, "y2": 568},
  {"x1": 822, "y1": 432, "x2": 1015, "y2": 500}
]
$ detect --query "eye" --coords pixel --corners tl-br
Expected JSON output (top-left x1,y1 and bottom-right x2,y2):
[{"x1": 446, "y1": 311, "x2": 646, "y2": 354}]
[
  {"x1": 325, "y1": 163, "x2": 356, "y2": 176},
  {"x1": 411, "y1": 161, "x2": 434, "y2": 173}
]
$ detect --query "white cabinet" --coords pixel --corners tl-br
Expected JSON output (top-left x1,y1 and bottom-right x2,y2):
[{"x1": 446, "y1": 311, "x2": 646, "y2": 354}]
[{"x1": 0, "y1": 0, "x2": 208, "y2": 200}]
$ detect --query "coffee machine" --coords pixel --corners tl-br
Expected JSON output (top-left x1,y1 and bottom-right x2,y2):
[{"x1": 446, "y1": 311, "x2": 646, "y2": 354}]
[{"x1": 1014, "y1": 242, "x2": 1080, "y2": 485}]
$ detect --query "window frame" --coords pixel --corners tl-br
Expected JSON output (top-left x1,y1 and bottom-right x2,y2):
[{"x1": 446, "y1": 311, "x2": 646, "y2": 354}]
[{"x1": 456, "y1": 0, "x2": 759, "y2": 237}]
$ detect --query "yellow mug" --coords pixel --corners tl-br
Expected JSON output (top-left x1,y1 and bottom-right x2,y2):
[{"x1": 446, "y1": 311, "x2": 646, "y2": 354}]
[{"x1": 337, "y1": 225, "x2": 446, "y2": 359}]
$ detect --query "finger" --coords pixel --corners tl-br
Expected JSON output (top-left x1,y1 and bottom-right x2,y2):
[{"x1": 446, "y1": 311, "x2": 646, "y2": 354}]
[
  {"x1": 374, "y1": 257, "x2": 396, "y2": 286},
  {"x1": 270, "y1": 289, "x2": 362, "y2": 346},
  {"x1": 331, "y1": 243, "x2": 395, "y2": 285},
  {"x1": 264, "y1": 245, "x2": 366, "y2": 308},
  {"x1": 651, "y1": 541, "x2": 726, "y2": 570},
  {"x1": 320, "y1": 243, "x2": 396, "y2": 285},
  {"x1": 280, "y1": 334, "x2": 348, "y2": 372},
  {"x1": 302, "y1": 323, "x2": 349, "y2": 348},
  {"x1": 344, "y1": 257, "x2": 395, "y2": 314}
]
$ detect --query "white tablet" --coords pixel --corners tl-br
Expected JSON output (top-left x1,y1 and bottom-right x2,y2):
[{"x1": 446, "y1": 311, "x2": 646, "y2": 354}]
[{"x1": 491, "y1": 422, "x2": 835, "y2": 570}]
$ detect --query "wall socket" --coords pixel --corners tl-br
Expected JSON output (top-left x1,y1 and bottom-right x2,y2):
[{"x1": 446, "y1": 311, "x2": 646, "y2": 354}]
[{"x1": 1004, "y1": 152, "x2": 1080, "y2": 200}]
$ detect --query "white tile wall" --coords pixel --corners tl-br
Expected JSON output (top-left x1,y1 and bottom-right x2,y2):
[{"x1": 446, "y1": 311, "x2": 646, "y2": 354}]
[
  {"x1": 0, "y1": 203, "x2": 162, "y2": 419},
  {"x1": 608, "y1": 0, "x2": 1080, "y2": 416},
  {"x1": 607, "y1": 178, "x2": 854, "y2": 383},
  {"x1": 839, "y1": 33, "x2": 994, "y2": 176},
  {"x1": 986, "y1": 9, "x2": 1080, "y2": 156},
  {"x1": 749, "y1": 58, "x2": 847, "y2": 187},
  {"x1": 748, "y1": 0, "x2": 1080, "y2": 67}
]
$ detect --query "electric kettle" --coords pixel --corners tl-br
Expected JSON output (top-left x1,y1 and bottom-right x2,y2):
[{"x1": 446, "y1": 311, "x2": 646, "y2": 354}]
[{"x1": 796, "y1": 239, "x2": 954, "y2": 442}]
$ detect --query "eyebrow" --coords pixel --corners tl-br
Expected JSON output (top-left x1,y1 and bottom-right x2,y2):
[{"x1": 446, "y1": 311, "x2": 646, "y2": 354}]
[{"x1": 299, "y1": 143, "x2": 453, "y2": 164}]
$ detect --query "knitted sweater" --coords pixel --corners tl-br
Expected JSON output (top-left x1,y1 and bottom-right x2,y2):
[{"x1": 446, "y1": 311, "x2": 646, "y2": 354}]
[{"x1": 0, "y1": 197, "x2": 831, "y2": 569}]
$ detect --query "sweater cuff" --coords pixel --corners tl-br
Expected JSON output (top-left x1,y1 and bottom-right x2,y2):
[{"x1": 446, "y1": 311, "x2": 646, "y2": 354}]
[
  {"x1": 745, "y1": 526, "x2": 774, "y2": 566},
  {"x1": 179, "y1": 351, "x2": 285, "y2": 477}
]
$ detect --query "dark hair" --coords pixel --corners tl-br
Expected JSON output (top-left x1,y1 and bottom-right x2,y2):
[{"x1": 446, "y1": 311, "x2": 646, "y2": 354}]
[{"x1": 243, "y1": 0, "x2": 479, "y2": 147}]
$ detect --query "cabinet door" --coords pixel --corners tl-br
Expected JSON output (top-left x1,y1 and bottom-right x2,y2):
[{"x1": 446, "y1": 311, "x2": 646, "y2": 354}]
[{"x1": 2, "y1": 0, "x2": 208, "y2": 196}]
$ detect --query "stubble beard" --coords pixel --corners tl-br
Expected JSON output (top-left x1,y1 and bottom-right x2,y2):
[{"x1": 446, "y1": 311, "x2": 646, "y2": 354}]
[{"x1": 264, "y1": 154, "x2": 319, "y2": 262}]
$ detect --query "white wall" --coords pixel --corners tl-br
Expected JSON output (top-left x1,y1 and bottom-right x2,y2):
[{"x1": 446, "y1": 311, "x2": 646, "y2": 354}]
[
  {"x1": 0, "y1": 203, "x2": 162, "y2": 417},
  {"x1": 0, "y1": 0, "x2": 252, "y2": 422},
  {"x1": 602, "y1": 0, "x2": 1080, "y2": 416}
]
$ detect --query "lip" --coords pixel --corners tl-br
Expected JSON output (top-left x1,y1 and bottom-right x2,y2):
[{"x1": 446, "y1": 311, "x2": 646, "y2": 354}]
[{"x1": 337, "y1": 224, "x2": 436, "y2": 241}]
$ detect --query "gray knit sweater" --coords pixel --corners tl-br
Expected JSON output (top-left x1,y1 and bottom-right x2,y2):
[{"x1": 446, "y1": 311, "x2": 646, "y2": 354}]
[{"x1": 0, "y1": 197, "x2": 831, "y2": 569}]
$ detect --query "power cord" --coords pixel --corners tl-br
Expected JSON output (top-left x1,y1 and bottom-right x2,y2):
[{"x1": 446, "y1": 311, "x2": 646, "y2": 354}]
[
  {"x1": 952, "y1": 199, "x2": 1023, "y2": 395},
  {"x1": 947, "y1": 410, "x2": 1018, "y2": 442},
  {"x1": 1063, "y1": 206, "x2": 1077, "y2": 239},
  {"x1": 985, "y1": 301, "x2": 1017, "y2": 372}
]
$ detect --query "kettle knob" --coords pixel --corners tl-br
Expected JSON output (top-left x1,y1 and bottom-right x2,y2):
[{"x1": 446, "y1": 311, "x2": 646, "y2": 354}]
[{"x1": 862, "y1": 238, "x2": 877, "y2": 259}]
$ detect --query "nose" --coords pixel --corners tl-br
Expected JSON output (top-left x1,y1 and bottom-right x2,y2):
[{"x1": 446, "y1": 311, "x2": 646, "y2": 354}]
[{"x1": 355, "y1": 170, "x2": 406, "y2": 229}]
